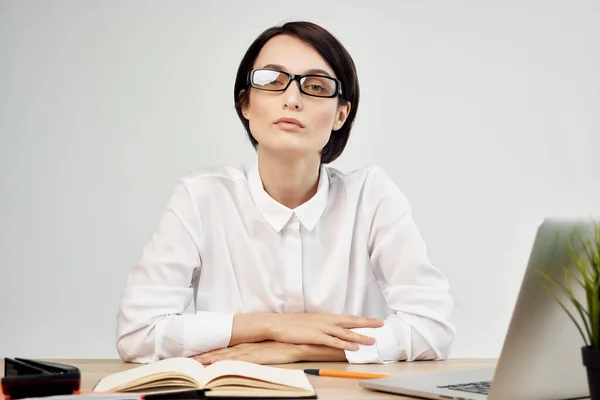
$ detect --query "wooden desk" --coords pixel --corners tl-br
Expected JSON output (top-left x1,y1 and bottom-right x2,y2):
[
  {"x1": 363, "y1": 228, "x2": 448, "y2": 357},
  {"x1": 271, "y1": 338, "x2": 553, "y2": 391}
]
[{"x1": 1, "y1": 358, "x2": 496, "y2": 399}]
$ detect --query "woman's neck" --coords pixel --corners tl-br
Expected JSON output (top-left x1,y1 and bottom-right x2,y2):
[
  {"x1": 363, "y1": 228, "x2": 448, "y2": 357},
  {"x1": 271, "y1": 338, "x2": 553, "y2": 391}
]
[{"x1": 257, "y1": 150, "x2": 321, "y2": 209}]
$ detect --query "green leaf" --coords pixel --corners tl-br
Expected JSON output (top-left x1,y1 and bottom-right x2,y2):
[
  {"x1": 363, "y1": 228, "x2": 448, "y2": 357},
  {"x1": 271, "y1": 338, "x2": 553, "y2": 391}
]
[
  {"x1": 536, "y1": 218, "x2": 600, "y2": 351},
  {"x1": 563, "y1": 267, "x2": 592, "y2": 343},
  {"x1": 541, "y1": 283, "x2": 589, "y2": 346},
  {"x1": 538, "y1": 267, "x2": 592, "y2": 345}
]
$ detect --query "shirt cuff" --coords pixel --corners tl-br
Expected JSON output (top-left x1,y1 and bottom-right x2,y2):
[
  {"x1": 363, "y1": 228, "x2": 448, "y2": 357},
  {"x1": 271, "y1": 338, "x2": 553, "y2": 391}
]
[
  {"x1": 157, "y1": 311, "x2": 234, "y2": 359},
  {"x1": 344, "y1": 322, "x2": 402, "y2": 364}
]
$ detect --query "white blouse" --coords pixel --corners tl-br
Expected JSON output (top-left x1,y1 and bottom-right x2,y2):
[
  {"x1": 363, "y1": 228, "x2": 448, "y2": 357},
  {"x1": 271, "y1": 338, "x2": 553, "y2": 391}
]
[{"x1": 116, "y1": 164, "x2": 455, "y2": 364}]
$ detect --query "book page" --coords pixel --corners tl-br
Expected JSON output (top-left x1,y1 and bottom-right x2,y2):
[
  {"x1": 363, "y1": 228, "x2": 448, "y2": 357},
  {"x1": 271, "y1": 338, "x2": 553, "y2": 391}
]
[
  {"x1": 207, "y1": 388, "x2": 313, "y2": 398},
  {"x1": 203, "y1": 360, "x2": 314, "y2": 392},
  {"x1": 94, "y1": 357, "x2": 205, "y2": 392}
]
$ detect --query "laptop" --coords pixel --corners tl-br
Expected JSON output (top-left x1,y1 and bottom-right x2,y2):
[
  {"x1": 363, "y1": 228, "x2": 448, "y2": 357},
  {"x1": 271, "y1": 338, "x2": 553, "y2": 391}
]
[{"x1": 360, "y1": 218, "x2": 597, "y2": 400}]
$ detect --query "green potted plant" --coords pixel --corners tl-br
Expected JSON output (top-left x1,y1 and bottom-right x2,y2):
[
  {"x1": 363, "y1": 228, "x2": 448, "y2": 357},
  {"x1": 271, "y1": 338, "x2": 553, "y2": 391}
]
[{"x1": 537, "y1": 220, "x2": 599, "y2": 399}]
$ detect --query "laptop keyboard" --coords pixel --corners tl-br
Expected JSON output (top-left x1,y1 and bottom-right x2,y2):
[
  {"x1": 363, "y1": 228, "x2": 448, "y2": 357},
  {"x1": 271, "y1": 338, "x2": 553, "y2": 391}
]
[{"x1": 438, "y1": 381, "x2": 491, "y2": 395}]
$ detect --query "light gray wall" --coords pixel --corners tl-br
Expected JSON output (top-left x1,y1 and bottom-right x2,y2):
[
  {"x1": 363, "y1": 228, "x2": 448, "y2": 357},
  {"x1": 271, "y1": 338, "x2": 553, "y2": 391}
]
[{"x1": 1, "y1": 0, "x2": 599, "y2": 359}]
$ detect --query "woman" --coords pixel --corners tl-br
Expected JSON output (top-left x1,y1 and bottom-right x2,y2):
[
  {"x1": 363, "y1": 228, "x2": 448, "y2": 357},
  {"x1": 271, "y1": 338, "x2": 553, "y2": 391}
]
[{"x1": 116, "y1": 21, "x2": 455, "y2": 365}]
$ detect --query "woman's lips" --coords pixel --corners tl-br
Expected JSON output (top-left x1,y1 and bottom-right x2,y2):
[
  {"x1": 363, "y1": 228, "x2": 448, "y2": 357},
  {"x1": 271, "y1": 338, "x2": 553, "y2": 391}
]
[
  {"x1": 275, "y1": 121, "x2": 303, "y2": 131},
  {"x1": 274, "y1": 117, "x2": 305, "y2": 130}
]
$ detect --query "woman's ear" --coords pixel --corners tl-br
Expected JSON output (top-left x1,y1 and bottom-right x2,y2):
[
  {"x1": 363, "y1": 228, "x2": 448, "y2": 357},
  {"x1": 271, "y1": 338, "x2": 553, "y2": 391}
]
[
  {"x1": 239, "y1": 89, "x2": 250, "y2": 120},
  {"x1": 333, "y1": 102, "x2": 351, "y2": 131}
]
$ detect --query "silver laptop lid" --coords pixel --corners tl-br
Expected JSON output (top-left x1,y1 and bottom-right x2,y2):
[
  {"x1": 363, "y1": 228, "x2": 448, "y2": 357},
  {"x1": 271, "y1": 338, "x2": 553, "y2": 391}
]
[{"x1": 488, "y1": 218, "x2": 596, "y2": 400}]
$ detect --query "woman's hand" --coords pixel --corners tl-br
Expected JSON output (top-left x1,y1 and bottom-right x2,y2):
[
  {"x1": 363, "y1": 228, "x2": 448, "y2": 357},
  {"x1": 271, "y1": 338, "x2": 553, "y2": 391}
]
[
  {"x1": 229, "y1": 312, "x2": 384, "y2": 351},
  {"x1": 193, "y1": 342, "x2": 302, "y2": 365},
  {"x1": 263, "y1": 313, "x2": 383, "y2": 351}
]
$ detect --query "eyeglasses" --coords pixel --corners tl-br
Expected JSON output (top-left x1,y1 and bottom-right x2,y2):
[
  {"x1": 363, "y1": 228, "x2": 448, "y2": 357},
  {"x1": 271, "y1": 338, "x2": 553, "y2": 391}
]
[{"x1": 248, "y1": 68, "x2": 343, "y2": 98}]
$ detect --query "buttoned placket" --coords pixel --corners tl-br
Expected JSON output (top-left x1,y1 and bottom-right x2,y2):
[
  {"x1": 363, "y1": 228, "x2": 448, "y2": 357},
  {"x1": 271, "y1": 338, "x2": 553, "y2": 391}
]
[{"x1": 282, "y1": 212, "x2": 305, "y2": 312}]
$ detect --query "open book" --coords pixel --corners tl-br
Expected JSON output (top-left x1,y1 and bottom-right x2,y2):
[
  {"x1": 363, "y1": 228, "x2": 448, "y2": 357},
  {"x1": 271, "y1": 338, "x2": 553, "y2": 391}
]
[{"x1": 93, "y1": 357, "x2": 316, "y2": 398}]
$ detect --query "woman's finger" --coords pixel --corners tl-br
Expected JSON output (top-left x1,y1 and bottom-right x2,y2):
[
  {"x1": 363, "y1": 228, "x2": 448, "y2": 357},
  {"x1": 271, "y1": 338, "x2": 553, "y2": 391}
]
[
  {"x1": 225, "y1": 351, "x2": 255, "y2": 363},
  {"x1": 195, "y1": 347, "x2": 235, "y2": 361},
  {"x1": 322, "y1": 334, "x2": 359, "y2": 351},
  {"x1": 293, "y1": 327, "x2": 360, "y2": 350},
  {"x1": 327, "y1": 327, "x2": 375, "y2": 345},
  {"x1": 200, "y1": 351, "x2": 237, "y2": 365},
  {"x1": 335, "y1": 315, "x2": 384, "y2": 329},
  {"x1": 195, "y1": 350, "x2": 221, "y2": 360}
]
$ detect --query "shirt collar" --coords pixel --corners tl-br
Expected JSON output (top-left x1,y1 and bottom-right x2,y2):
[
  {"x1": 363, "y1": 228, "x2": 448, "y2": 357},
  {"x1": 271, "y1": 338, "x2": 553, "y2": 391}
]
[{"x1": 248, "y1": 164, "x2": 330, "y2": 232}]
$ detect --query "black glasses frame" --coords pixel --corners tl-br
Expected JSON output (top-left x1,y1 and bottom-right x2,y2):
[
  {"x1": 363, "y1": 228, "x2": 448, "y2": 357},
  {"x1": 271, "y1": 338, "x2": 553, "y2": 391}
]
[{"x1": 247, "y1": 68, "x2": 343, "y2": 99}]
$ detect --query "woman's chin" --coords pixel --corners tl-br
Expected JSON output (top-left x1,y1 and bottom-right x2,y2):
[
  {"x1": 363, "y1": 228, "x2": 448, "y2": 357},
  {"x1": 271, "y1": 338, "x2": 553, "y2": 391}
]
[{"x1": 258, "y1": 140, "x2": 320, "y2": 158}]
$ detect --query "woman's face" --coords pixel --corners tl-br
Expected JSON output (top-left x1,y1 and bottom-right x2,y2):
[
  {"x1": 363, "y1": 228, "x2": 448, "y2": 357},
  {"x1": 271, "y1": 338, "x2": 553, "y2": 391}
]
[{"x1": 241, "y1": 35, "x2": 351, "y2": 160}]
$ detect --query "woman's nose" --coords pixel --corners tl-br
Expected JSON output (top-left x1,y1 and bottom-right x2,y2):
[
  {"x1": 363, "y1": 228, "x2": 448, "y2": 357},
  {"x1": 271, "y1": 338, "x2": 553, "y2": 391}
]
[{"x1": 283, "y1": 80, "x2": 303, "y2": 110}]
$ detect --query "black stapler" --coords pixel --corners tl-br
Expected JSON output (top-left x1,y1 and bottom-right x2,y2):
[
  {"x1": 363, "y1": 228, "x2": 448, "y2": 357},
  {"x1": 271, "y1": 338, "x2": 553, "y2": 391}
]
[{"x1": 1, "y1": 358, "x2": 80, "y2": 399}]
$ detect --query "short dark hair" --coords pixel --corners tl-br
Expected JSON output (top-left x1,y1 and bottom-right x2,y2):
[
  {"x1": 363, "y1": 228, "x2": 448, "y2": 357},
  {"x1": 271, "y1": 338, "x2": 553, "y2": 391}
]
[{"x1": 233, "y1": 21, "x2": 360, "y2": 164}]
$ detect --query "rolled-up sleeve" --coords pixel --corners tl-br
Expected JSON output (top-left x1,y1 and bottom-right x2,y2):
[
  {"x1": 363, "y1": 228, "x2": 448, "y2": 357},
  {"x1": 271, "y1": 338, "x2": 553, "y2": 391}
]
[
  {"x1": 116, "y1": 181, "x2": 233, "y2": 363},
  {"x1": 345, "y1": 167, "x2": 455, "y2": 363}
]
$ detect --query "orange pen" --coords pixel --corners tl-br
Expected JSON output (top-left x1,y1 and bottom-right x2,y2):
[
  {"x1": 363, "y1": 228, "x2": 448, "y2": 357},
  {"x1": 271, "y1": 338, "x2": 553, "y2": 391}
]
[{"x1": 304, "y1": 368, "x2": 389, "y2": 379}]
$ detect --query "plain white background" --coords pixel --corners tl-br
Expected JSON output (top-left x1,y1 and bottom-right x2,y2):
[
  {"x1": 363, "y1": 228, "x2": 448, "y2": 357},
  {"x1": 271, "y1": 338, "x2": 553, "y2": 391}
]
[{"x1": 1, "y1": 0, "x2": 599, "y2": 360}]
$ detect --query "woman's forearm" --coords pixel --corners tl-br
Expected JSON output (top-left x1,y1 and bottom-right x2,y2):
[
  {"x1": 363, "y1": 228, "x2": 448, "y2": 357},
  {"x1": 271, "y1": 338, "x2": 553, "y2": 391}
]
[{"x1": 229, "y1": 313, "x2": 271, "y2": 346}]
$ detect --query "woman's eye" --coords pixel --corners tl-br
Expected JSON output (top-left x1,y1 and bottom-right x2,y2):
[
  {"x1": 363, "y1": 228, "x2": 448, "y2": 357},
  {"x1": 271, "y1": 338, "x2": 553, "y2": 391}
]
[
  {"x1": 307, "y1": 84, "x2": 324, "y2": 91},
  {"x1": 266, "y1": 79, "x2": 285, "y2": 86}
]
